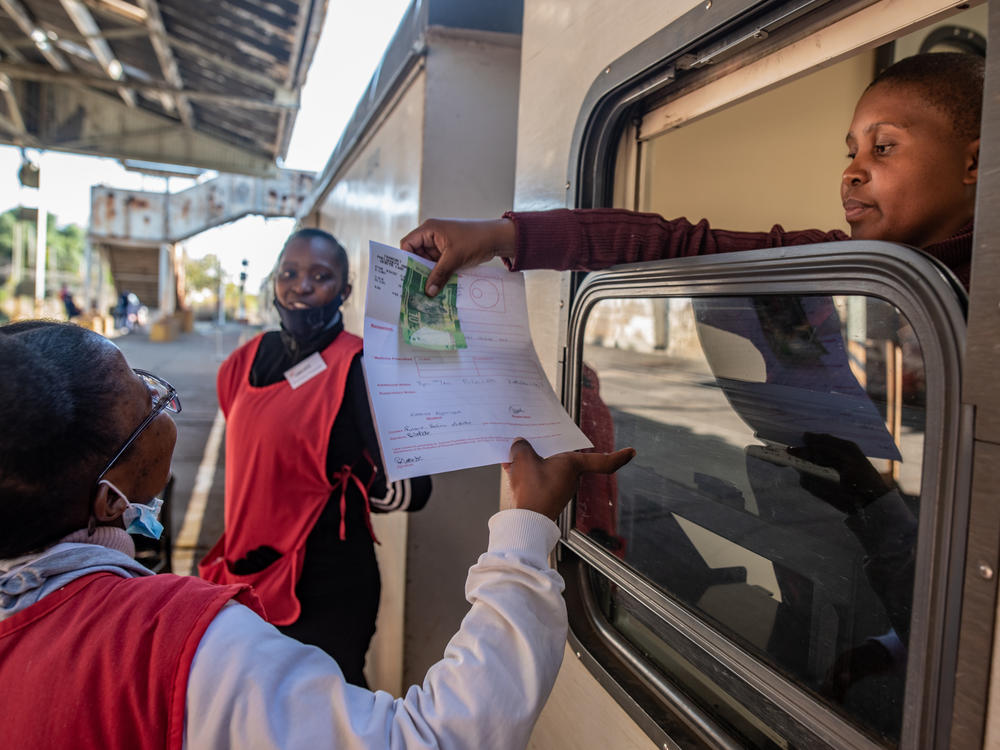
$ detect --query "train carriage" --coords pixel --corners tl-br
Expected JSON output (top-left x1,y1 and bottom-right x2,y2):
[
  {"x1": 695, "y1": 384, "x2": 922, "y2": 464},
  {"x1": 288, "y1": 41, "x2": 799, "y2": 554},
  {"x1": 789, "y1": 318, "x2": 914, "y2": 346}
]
[{"x1": 298, "y1": 1, "x2": 1000, "y2": 747}]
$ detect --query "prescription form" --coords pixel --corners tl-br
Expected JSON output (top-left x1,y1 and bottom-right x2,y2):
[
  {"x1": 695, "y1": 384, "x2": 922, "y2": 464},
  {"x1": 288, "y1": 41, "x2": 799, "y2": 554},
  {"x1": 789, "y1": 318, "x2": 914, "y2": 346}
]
[{"x1": 362, "y1": 241, "x2": 592, "y2": 481}]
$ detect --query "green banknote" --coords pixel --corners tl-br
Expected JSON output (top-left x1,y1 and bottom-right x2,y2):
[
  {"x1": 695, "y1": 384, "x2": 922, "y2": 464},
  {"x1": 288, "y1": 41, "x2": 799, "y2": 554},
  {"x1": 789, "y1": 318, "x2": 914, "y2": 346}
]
[{"x1": 400, "y1": 258, "x2": 467, "y2": 350}]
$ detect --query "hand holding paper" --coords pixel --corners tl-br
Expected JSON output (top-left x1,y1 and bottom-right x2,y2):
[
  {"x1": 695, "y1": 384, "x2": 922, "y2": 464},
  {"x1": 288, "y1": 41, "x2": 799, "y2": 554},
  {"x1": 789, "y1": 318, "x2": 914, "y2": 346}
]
[
  {"x1": 399, "y1": 218, "x2": 516, "y2": 296},
  {"x1": 363, "y1": 241, "x2": 592, "y2": 480},
  {"x1": 505, "y1": 438, "x2": 636, "y2": 521}
]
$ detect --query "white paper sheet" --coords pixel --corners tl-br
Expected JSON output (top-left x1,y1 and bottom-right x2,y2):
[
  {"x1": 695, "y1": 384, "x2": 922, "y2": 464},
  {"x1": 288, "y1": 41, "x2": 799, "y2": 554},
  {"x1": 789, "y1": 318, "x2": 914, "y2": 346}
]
[{"x1": 362, "y1": 241, "x2": 592, "y2": 481}]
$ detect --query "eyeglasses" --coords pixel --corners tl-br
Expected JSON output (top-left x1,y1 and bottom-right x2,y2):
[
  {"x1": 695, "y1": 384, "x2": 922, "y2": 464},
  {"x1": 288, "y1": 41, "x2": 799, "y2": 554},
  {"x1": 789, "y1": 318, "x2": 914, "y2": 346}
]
[{"x1": 96, "y1": 369, "x2": 181, "y2": 480}]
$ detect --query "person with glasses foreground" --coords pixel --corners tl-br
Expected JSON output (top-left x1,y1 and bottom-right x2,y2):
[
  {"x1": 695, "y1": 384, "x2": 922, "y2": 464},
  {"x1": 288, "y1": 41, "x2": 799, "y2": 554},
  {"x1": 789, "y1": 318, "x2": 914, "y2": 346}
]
[{"x1": 0, "y1": 319, "x2": 634, "y2": 749}]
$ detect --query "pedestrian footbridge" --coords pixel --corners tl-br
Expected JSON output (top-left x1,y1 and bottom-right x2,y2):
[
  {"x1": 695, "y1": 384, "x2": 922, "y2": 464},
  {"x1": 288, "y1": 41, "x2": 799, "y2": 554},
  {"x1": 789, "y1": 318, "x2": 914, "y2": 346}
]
[{"x1": 84, "y1": 169, "x2": 314, "y2": 318}]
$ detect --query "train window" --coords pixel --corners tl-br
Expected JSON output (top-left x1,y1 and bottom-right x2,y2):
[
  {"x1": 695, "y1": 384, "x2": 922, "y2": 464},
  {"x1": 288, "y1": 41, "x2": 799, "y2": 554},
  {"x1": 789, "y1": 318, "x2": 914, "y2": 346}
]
[
  {"x1": 627, "y1": 5, "x2": 987, "y2": 230},
  {"x1": 560, "y1": 3, "x2": 987, "y2": 748},
  {"x1": 562, "y1": 3, "x2": 981, "y2": 747},
  {"x1": 576, "y1": 292, "x2": 923, "y2": 743},
  {"x1": 634, "y1": 54, "x2": 869, "y2": 230}
]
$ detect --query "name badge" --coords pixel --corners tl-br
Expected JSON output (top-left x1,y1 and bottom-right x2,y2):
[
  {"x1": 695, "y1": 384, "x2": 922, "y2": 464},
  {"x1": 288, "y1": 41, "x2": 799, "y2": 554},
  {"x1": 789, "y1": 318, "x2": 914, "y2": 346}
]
[{"x1": 284, "y1": 351, "x2": 328, "y2": 389}]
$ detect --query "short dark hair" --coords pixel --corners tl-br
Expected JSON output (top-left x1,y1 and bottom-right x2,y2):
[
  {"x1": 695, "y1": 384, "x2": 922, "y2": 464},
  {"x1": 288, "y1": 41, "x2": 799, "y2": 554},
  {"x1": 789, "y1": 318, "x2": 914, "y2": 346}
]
[
  {"x1": 868, "y1": 52, "x2": 984, "y2": 142},
  {"x1": 0, "y1": 321, "x2": 124, "y2": 557},
  {"x1": 280, "y1": 228, "x2": 350, "y2": 278}
]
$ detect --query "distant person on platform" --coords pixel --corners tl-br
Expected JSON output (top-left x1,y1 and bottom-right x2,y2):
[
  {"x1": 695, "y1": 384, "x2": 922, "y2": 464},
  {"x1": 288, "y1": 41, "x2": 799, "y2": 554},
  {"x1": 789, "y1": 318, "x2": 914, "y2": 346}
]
[{"x1": 59, "y1": 284, "x2": 80, "y2": 320}]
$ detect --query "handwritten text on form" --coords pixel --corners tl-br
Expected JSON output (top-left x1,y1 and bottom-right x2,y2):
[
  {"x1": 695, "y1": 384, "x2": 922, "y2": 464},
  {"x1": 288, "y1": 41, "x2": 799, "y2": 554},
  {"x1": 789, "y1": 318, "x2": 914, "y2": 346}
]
[{"x1": 362, "y1": 242, "x2": 591, "y2": 480}]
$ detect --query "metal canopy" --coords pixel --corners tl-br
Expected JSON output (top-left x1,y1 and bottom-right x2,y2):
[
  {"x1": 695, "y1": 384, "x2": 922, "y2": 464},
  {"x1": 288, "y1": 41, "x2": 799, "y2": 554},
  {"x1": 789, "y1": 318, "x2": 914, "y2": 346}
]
[{"x1": 0, "y1": 0, "x2": 327, "y2": 176}]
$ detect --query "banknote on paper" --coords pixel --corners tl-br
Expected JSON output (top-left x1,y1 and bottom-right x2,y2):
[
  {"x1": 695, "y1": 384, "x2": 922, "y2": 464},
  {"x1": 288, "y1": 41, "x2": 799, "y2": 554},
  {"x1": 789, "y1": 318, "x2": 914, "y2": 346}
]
[{"x1": 400, "y1": 258, "x2": 467, "y2": 350}]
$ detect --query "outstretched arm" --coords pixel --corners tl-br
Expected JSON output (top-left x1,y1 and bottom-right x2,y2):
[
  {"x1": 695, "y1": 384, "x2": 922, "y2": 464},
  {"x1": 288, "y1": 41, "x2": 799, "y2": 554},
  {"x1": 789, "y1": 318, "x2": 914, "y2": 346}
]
[
  {"x1": 402, "y1": 209, "x2": 846, "y2": 296},
  {"x1": 504, "y1": 437, "x2": 635, "y2": 521},
  {"x1": 186, "y1": 441, "x2": 633, "y2": 749}
]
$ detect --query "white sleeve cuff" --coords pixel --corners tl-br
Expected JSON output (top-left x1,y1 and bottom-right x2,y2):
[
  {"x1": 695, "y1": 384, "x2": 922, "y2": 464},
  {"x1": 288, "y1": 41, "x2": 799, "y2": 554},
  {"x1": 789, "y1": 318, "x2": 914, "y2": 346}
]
[{"x1": 487, "y1": 509, "x2": 560, "y2": 560}]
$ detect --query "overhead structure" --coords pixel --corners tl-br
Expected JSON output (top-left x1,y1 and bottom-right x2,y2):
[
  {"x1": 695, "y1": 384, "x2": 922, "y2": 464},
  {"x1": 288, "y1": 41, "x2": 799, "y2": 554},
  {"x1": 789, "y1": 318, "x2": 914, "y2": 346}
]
[
  {"x1": 90, "y1": 169, "x2": 315, "y2": 244},
  {"x1": 0, "y1": 0, "x2": 327, "y2": 176},
  {"x1": 83, "y1": 168, "x2": 314, "y2": 314}
]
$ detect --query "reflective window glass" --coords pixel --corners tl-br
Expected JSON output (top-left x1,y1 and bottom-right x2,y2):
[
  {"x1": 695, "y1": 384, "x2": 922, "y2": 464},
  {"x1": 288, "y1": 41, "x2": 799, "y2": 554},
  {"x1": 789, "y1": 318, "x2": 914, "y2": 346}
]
[{"x1": 575, "y1": 293, "x2": 924, "y2": 744}]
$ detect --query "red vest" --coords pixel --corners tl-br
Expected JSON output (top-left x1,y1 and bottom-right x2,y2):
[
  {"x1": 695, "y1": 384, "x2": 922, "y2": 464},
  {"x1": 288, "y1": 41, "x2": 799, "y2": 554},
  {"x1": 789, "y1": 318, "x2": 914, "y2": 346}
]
[
  {"x1": 0, "y1": 572, "x2": 260, "y2": 750},
  {"x1": 198, "y1": 331, "x2": 366, "y2": 625}
]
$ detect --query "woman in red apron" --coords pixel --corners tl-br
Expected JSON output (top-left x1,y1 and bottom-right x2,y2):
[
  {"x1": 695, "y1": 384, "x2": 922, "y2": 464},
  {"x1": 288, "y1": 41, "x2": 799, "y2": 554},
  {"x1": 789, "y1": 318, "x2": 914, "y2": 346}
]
[{"x1": 199, "y1": 229, "x2": 432, "y2": 686}]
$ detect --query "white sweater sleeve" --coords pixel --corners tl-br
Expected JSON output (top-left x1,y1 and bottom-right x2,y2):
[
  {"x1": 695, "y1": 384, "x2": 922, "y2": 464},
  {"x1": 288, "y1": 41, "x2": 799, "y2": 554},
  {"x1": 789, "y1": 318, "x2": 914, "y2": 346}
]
[{"x1": 184, "y1": 509, "x2": 567, "y2": 750}]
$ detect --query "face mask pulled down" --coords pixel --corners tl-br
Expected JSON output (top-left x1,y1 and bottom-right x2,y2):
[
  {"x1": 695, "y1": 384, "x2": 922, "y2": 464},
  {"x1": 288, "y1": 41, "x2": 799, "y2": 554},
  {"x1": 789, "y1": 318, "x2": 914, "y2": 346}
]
[
  {"x1": 274, "y1": 294, "x2": 343, "y2": 341},
  {"x1": 97, "y1": 479, "x2": 165, "y2": 540}
]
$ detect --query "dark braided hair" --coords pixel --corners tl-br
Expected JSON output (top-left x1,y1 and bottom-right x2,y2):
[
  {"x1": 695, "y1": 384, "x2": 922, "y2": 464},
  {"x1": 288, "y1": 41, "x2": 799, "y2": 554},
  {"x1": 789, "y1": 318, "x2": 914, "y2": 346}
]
[
  {"x1": 868, "y1": 52, "x2": 984, "y2": 142},
  {"x1": 0, "y1": 321, "x2": 125, "y2": 557}
]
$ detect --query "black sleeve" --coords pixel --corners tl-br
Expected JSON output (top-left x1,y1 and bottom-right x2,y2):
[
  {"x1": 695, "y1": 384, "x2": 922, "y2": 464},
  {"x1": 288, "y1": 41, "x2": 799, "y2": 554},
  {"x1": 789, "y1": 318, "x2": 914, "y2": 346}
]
[{"x1": 333, "y1": 354, "x2": 432, "y2": 513}]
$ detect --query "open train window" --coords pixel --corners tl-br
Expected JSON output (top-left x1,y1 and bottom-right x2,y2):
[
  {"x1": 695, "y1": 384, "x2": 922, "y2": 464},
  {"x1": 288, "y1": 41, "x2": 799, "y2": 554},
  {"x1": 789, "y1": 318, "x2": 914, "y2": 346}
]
[
  {"x1": 560, "y1": 2, "x2": 982, "y2": 748},
  {"x1": 563, "y1": 247, "x2": 968, "y2": 749},
  {"x1": 617, "y1": 4, "x2": 988, "y2": 229}
]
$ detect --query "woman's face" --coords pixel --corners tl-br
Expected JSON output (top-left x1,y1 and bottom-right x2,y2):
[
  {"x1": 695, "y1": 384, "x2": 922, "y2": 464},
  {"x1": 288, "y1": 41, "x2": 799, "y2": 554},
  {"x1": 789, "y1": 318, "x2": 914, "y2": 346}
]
[
  {"x1": 274, "y1": 236, "x2": 351, "y2": 309},
  {"x1": 101, "y1": 344, "x2": 177, "y2": 502},
  {"x1": 841, "y1": 83, "x2": 978, "y2": 248}
]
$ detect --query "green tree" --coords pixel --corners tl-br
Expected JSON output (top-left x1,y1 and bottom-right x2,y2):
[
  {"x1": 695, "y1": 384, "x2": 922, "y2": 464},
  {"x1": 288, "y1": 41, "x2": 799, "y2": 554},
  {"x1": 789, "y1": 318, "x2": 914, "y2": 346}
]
[
  {"x1": 0, "y1": 209, "x2": 14, "y2": 267},
  {"x1": 50, "y1": 221, "x2": 86, "y2": 272},
  {"x1": 185, "y1": 253, "x2": 222, "y2": 293},
  {"x1": 0, "y1": 207, "x2": 86, "y2": 273}
]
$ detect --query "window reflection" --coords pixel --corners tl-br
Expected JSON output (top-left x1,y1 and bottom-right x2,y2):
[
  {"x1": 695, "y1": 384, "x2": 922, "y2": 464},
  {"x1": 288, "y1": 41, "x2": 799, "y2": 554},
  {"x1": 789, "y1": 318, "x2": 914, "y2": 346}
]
[{"x1": 576, "y1": 294, "x2": 924, "y2": 743}]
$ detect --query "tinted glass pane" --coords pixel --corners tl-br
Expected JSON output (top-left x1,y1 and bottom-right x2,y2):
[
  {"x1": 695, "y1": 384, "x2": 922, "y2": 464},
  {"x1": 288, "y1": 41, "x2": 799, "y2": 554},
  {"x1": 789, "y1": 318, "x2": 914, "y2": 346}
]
[{"x1": 576, "y1": 294, "x2": 924, "y2": 744}]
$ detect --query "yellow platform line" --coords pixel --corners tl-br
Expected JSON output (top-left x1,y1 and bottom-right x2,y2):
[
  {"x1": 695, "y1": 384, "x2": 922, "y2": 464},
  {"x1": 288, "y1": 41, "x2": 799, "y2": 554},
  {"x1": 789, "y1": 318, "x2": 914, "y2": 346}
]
[{"x1": 174, "y1": 407, "x2": 225, "y2": 573}]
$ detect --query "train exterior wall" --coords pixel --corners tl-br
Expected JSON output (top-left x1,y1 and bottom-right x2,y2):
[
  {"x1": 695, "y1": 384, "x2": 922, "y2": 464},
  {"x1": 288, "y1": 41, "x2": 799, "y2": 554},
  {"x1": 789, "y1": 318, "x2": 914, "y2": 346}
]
[
  {"x1": 404, "y1": 28, "x2": 521, "y2": 686},
  {"x1": 513, "y1": 2, "x2": 701, "y2": 747},
  {"x1": 312, "y1": 68, "x2": 427, "y2": 693}
]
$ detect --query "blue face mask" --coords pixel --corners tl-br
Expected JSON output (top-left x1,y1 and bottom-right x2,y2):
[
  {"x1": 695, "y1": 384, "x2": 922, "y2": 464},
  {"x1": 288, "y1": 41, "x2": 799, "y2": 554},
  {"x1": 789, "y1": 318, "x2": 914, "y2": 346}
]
[{"x1": 98, "y1": 479, "x2": 165, "y2": 540}]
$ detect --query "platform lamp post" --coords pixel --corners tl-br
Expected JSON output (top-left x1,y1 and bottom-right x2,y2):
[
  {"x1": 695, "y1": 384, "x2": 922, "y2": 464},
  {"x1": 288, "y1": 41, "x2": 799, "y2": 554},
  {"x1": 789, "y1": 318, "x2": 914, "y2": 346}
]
[
  {"x1": 238, "y1": 258, "x2": 248, "y2": 322},
  {"x1": 16, "y1": 153, "x2": 45, "y2": 314},
  {"x1": 216, "y1": 257, "x2": 225, "y2": 327}
]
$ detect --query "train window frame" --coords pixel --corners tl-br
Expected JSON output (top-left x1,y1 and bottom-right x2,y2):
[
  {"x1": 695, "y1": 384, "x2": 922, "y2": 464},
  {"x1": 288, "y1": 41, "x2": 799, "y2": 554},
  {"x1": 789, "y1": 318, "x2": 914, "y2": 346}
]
[
  {"x1": 566, "y1": 0, "x2": 984, "y2": 210},
  {"x1": 557, "y1": 0, "x2": 986, "y2": 747},
  {"x1": 560, "y1": 245, "x2": 969, "y2": 749}
]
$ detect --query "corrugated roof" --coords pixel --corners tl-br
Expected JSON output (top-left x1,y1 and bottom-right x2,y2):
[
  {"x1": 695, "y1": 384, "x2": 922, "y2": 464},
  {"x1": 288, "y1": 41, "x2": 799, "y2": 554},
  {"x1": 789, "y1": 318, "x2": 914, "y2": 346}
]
[{"x1": 0, "y1": 0, "x2": 326, "y2": 175}]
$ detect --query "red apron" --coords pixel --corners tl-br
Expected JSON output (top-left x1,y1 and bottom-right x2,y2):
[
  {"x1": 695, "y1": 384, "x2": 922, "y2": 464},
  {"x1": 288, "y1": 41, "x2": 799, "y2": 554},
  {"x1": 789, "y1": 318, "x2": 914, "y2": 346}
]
[
  {"x1": 0, "y1": 572, "x2": 260, "y2": 750},
  {"x1": 198, "y1": 331, "x2": 369, "y2": 625}
]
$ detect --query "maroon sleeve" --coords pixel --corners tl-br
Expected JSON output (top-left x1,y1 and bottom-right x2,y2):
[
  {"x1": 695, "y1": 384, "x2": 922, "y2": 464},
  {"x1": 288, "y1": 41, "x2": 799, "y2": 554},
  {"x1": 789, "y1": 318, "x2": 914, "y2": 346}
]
[{"x1": 503, "y1": 208, "x2": 848, "y2": 272}]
